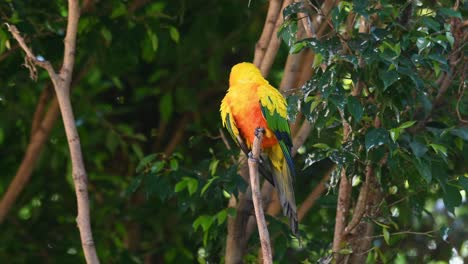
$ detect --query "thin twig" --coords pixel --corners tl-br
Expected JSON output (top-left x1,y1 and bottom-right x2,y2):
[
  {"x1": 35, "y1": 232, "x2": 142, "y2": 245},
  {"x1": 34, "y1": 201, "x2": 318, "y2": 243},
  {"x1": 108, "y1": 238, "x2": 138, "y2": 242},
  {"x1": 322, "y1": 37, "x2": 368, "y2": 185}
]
[
  {"x1": 5, "y1": 24, "x2": 56, "y2": 80},
  {"x1": 248, "y1": 128, "x2": 273, "y2": 264}
]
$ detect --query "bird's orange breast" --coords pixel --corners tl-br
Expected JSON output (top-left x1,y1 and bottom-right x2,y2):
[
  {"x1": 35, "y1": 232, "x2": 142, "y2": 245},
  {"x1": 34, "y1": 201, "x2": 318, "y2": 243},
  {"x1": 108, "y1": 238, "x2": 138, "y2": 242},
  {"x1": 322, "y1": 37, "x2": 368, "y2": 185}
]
[{"x1": 227, "y1": 85, "x2": 278, "y2": 148}]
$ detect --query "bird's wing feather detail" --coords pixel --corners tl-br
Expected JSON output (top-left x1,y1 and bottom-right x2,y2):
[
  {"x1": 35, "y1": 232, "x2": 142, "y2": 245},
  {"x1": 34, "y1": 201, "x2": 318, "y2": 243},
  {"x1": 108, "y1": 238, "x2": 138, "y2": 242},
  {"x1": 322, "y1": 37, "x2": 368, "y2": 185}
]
[{"x1": 258, "y1": 85, "x2": 295, "y2": 177}]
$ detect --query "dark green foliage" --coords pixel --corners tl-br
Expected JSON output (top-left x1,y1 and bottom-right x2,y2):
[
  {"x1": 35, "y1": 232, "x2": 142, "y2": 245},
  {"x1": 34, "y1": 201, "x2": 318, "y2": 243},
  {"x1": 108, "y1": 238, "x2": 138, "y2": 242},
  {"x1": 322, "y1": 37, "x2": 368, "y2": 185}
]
[
  {"x1": 279, "y1": 0, "x2": 467, "y2": 262},
  {"x1": 0, "y1": 0, "x2": 466, "y2": 263}
]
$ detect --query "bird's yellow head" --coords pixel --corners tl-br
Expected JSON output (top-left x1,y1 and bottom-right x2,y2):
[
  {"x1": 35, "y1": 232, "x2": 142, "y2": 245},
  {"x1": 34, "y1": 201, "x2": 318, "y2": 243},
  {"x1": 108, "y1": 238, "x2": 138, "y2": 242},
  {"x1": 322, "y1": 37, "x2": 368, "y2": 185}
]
[{"x1": 229, "y1": 62, "x2": 265, "y2": 86}]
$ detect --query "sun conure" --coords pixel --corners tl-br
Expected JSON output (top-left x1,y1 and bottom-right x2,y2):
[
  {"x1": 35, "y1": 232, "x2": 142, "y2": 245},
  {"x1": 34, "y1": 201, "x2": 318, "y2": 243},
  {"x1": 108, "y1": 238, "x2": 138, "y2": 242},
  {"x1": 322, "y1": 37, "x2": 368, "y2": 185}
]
[{"x1": 220, "y1": 62, "x2": 298, "y2": 234}]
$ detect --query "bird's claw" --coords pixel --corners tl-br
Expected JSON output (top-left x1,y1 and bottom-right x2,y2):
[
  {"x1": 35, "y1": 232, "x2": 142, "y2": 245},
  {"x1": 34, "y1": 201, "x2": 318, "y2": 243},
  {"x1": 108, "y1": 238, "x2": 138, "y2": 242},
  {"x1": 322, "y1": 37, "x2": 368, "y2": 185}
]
[
  {"x1": 248, "y1": 151, "x2": 258, "y2": 163},
  {"x1": 254, "y1": 127, "x2": 265, "y2": 138}
]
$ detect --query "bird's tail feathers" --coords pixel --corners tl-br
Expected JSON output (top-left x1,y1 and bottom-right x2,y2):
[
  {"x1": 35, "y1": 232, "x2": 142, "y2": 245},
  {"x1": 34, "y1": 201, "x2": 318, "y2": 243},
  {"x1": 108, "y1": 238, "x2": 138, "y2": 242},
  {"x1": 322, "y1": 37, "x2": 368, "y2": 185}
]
[{"x1": 271, "y1": 156, "x2": 298, "y2": 235}]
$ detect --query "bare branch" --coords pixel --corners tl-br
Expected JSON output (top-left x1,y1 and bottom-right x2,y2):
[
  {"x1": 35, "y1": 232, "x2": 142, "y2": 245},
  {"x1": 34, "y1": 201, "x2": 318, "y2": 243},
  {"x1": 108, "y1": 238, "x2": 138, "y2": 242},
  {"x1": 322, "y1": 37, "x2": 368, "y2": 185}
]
[
  {"x1": 60, "y1": 0, "x2": 80, "y2": 86},
  {"x1": 253, "y1": 0, "x2": 283, "y2": 67},
  {"x1": 332, "y1": 167, "x2": 352, "y2": 254},
  {"x1": 30, "y1": 85, "x2": 52, "y2": 139},
  {"x1": 259, "y1": 0, "x2": 293, "y2": 76},
  {"x1": 248, "y1": 128, "x2": 273, "y2": 264},
  {"x1": 6, "y1": 24, "x2": 57, "y2": 81},
  {"x1": 163, "y1": 114, "x2": 191, "y2": 155},
  {"x1": 6, "y1": 1, "x2": 100, "y2": 262},
  {"x1": 0, "y1": 98, "x2": 60, "y2": 223},
  {"x1": 297, "y1": 165, "x2": 335, "y2": 221},
  {"x1": 344, "y1": 164, "x2": 373, "y2": 235}
]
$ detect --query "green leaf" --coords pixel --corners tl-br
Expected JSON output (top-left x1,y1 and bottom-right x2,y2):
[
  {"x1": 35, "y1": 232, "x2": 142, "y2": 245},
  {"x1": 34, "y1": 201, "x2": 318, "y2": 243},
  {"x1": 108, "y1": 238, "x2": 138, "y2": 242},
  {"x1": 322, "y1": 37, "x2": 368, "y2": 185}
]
[
  {"x1": 445, "y1": 30, "x2": 454, "y2": 48},
  {"x1": 159, "y1": 93, "x2": 173, "y2": 122},
  {"x1": 390, "y1": 121, "x2": 416, "y2": 142},
  {"x1": 399, "y1": 121, "x2": 416, "y2": 129},
  {"x1": 193, "y1": 215, "x2": 213, "y2": 232},
  {"x1": 289, "y1": 41, "x2": 307, "y2": 54},
  {"x1": 458, "y1": 176, "x2": 468, "y2": 192},
  {"x1": 414, "y1": 158, "x2": 432, "y2": 183},
  {"x1": 170, "y1": 159, "x2": 179, "y2": 171},
  {"x1": 443, "y1": 185, "x2": 462, "y2": 214},
  {"x1": 209, "y1": 159, "x2": 219, "y2": 176},
  {"x1": 0, "y1": 128, "x2": 4, "y2": 145},
  {"x1": 347, "y1": 96, "x2": 364, "y2": 122},
  {"x1": 421, "y1": 16, "x2": 440, "y2": 31},
  {"x1": 389, "y1": 128, "x2": 401, "y2": 142},
  {"x1": 409, "y1": 140, "x2": 428, "y2": 158},
  {"x1": 111, "y1": 2, "x2": 127, "y2": 18},
  {"x1": 126, "y1": 174, "x2": 144, "y2": 195},
  {"x1": 283, "y1": 2, "x2": 309, "y2": 18},
  {"x1": 169, "y1": 27, "x2": 180, "y2": 43},
  {"x1": 216, "y1": 210, "x2": 227, "y2": 225},
  {"x1": 222, "y1": 190, "x2": 231, "y2": 198},
  {"x1": 187, "y1": 178, "x2": 198, "y2": 196},
  {"x1": 149, "y1": 30, "x2": 159, "y2": 51},
  {"x1": 438, "y1": 8, "x2": 462, "y2": 18},
  {"x1": 136, "y1": 154, "x2": 157, "y2": 173},
  {"x1": 379, "y1": 70, "x2": 399, "y2": 90},
  {"x1": 175, "y1": 177, "x2": 198, "y2": 196},
  {"x1": 338, "y1": 248, "x2": 353, "y2": 255},
  {"x1": 429, "y1": 143, "x2": 448, "y2": 157},
  {"x1": 312, "y1": 143, "x2": 331, "y2": 150},
  {"x1": 365, "y1": 128, "x2": 390, "y2": 152},
  {"x1": 383, "y1": 228, "x2": 390, "y2": 245},
  {"x1": 416, "y1": 37, "x2": 431, "y2": 53},
  {"x1": 100, "y1": 27, "x2": 112, "y2": 43},
  {"x1": 201, "y1": 176, "x2": 219, "y2": 196},
  {"x1": 174, "y1": 180, "x2": 187, "y2": 193},
  {"x1": 451, "y1": 127, "x2": 468, "y2": 140},
  {"x1": 131, "y1": 143, "x2": 144, "y2": 159},
  {"x1": 353, "y1": 0, "x2": 370, "y2": 18},
  {"x1": 151, "y1": 161, "x2": 165, "y2": 173},
  {"x1": 278, "y1": 19, "x2": 297, "y2": 46}
]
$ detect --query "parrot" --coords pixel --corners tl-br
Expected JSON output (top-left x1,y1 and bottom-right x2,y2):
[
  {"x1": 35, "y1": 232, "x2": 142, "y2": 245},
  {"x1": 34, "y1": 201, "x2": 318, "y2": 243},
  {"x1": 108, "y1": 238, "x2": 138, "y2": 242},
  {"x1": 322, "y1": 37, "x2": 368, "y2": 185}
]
[{"x1": 220, "y1": 62, "x2": 298, "y2": 235}]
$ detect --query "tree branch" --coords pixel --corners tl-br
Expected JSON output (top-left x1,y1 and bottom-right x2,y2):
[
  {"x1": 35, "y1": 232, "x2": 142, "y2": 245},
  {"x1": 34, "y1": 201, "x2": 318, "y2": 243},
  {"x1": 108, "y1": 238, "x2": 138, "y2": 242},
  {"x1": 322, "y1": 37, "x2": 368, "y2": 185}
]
[
  {"x1": 6, "y1": 1, "x2": 100, "y2": 263},
  {"x1": 332, "y1": 165, "x2": 352, "y2": 255},
  {"x1": 0, "y1": 98, "x2": 60, "y2": 223},
  {"x1": 344, "y1": 163, "x2": 373, "y2": 235},
  {"x1": 5, "y1": 24, "x2": 56, "y2": 81},
  {"x1": 30, "y1": 85, "x2": 52, "y2": 139},
  {"x1": 248, "y1": 128, "x2": 273, "y2": 264},
  {"x1": 0, "y1": 59, "x2": 92, "y2": 225},
  {"x1": 297, "y1": 165, "x2": 335, "y2": 221},
  {"x1": 259, "y1": 0, "x2": 292, "y2": 76},
  {"x1": 253, "y1": 0, "x2": 283, "y2": 67}
]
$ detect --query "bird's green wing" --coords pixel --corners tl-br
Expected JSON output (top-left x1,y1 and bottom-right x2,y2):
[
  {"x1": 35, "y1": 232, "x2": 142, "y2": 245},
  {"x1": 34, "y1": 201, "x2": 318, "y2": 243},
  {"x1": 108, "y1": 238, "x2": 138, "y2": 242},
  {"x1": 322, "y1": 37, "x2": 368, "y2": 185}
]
[{"x1": 258, "y1": 84, "x2": 295, "y2": 176}]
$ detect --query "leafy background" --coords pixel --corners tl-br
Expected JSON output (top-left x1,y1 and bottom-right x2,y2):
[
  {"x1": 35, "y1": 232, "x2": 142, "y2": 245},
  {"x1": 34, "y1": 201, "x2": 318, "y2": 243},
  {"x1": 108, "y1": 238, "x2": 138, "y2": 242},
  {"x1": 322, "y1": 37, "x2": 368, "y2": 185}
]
[{"x1": 0, "y1": 0, "x2": 467, "y2": 263}]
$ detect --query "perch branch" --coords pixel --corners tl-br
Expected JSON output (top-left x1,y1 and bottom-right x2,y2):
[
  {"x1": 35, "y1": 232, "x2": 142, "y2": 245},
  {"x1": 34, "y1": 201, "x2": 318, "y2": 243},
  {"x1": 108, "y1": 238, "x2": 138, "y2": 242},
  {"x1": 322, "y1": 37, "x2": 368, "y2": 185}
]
[{"x1": 248, "y1": 128, "x2": 273, "y2": 264}]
